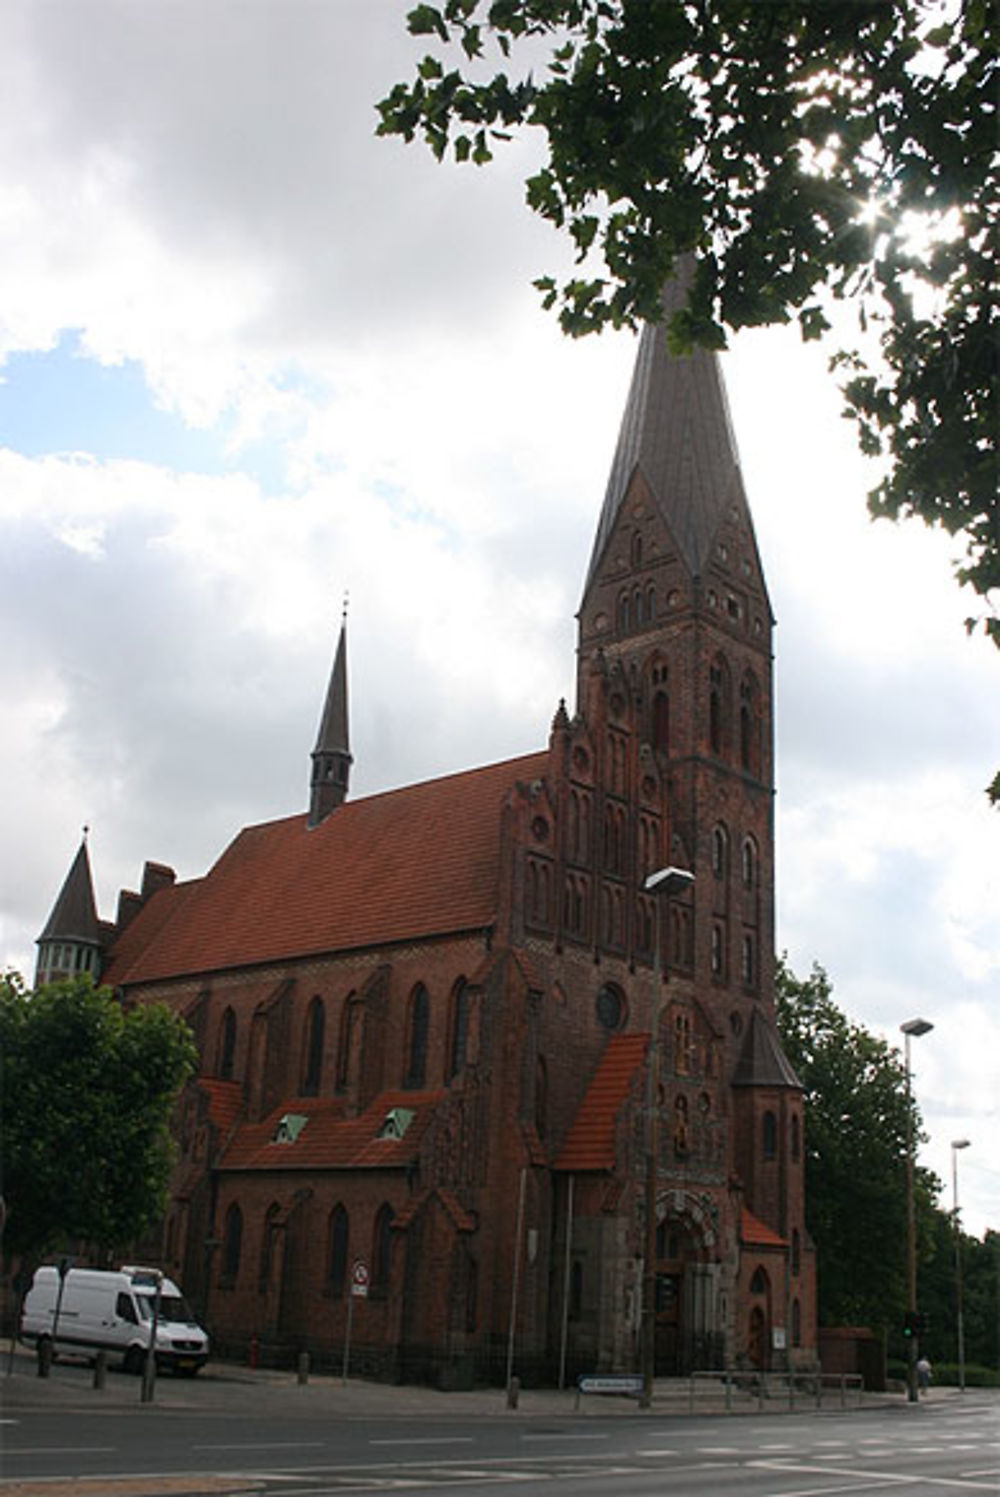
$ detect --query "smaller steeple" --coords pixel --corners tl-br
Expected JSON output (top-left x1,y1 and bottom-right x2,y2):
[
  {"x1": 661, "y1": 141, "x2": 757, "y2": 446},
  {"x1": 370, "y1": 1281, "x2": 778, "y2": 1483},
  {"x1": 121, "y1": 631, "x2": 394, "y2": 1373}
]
[
  {"x1": 308, "y1": 601, "x2": 352, "y2": 828},
  {"x1": 35, "y1": 827, "x2": 104, "y2": 987}
]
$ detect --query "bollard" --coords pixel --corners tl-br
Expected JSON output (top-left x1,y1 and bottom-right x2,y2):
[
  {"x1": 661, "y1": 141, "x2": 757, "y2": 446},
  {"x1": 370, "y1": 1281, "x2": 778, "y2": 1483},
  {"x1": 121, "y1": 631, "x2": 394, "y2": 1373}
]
[
  {"x1": 140, "y1": 1349, "x2": 156, "y2": 1404},
  {"x1": 506, "y1": 1375, "x2": 520, "y2": 1410},
  {"x1": 93, "y1": 1351, "x2": 108, "y2": 1390},
  {"x1": 297, "y1": 1351, "x2": 310, "y2": 1385},
  {"x1": 37, "y1": 1339, "x2": 53, "y2": 1378}
]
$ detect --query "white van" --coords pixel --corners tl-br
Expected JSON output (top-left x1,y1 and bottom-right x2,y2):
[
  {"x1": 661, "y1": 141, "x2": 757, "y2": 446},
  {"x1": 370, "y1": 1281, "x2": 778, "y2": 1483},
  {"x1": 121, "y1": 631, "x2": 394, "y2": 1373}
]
[{"x1": 20, "y1": 1264, "x2": 209, "y2": 1375}]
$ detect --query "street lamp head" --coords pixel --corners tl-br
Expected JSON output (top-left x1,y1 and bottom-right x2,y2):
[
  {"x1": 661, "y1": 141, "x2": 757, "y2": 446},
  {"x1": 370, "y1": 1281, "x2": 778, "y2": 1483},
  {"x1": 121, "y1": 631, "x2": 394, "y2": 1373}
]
[
  {"x1": 900, "y1": 1017, "x2": 934, "y2": 1038},
  {"x1": 951, "y1": 1138, "x2": 971, "y2": 1151},
  {"x1": 643, "y1": 865, "x2": 695, "y2": 897}
]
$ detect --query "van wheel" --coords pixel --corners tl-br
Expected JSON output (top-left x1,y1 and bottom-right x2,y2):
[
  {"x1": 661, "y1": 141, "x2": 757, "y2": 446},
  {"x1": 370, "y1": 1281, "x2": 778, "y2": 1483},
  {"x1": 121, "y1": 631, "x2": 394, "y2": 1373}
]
[{"x1": 123, "y1": 1346, "x2": 144, "y2": 1376}]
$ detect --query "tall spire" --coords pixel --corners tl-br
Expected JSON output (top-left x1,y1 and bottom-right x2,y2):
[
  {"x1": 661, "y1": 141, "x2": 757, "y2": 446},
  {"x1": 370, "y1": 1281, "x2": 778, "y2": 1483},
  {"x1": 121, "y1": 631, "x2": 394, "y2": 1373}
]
[
  {"x1": 35, "y1": 828, "x2": 103, "y2": 986},
  {"x1": 308, "y1": 601, "x2": 352, "y2": 828},
  {"x1": 584, "y1": 269, "x2": 743, "y2": 590}
]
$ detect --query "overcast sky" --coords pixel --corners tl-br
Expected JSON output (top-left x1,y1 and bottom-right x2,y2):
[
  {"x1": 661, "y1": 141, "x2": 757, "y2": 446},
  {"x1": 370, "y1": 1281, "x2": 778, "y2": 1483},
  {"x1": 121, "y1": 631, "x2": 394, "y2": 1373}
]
[{"x1": 2, "y1": 1, "x2": 996, "y2": 1239}]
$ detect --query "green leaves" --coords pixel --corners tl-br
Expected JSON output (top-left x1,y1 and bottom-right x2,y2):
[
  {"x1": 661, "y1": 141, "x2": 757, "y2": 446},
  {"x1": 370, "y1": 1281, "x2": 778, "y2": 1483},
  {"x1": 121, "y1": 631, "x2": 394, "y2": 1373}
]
[
  {"x1": 378, "y1": 0, "x2": 999, "y2": 697},
  {"x1": 0, "y1": 974, "x2": 196, "y2": 1262}
]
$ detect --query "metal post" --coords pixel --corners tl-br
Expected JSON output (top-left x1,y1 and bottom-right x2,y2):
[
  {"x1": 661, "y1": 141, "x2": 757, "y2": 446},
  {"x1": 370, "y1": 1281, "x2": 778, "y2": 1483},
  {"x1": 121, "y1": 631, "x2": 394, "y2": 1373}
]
[
  {"x1": 342, "y1": 1290, "x2": 354, "y2": 1386},
  {"x1": 558, "y1": 1174, "x2": 575, "y2": 1390},
  {"x1": 141, "y1": 1272, "x2": 163, "y2": 1404},
  {"x1": 952, "y1": 1139, "x2": 970, "y2": 1393},
  {"x1": 505, "y1": 1166, "x2": 527, "y2": 1403},
  {"x1": 901, "y1": 1018, "x2": 932, "y2": 1405}
]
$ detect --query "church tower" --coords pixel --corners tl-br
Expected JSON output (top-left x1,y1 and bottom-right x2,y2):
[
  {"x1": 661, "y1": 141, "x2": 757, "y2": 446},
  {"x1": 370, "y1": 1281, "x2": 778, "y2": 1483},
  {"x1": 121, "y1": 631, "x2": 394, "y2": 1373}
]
[
  {"x1": 308, "y1": 610, "x2": 352, "y2": 828},
  {"x1": 576, "y1": 277, "x2": 775, "y2": 1023}
]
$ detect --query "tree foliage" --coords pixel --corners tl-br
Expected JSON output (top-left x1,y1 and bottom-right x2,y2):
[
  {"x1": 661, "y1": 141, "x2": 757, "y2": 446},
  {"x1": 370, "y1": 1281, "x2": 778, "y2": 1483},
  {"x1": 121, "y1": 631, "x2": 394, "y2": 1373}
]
[
  {"x1": 775, "y1": 957, "x2": 939, "y2": 1333},
  {"x1": 379, "y1": 1, "x2": 998, "y2": 663},
  {"x1": 0, "y1": 973, "x2": 197, "y2": 1263}
]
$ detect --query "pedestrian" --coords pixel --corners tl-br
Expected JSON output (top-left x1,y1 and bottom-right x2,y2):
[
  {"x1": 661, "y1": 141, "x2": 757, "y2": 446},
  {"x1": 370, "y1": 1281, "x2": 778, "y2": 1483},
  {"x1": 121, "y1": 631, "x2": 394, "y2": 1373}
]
[{"x1": 916, "y1": 1355, "x2": 932, "y2": 1394}]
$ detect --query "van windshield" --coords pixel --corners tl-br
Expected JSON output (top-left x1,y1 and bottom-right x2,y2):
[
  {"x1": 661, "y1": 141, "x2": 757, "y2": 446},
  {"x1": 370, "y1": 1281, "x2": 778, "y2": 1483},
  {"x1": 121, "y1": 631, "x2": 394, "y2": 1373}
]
[{"x1": 135, "y1": 1293, "x2": 196, "y2": 1325}]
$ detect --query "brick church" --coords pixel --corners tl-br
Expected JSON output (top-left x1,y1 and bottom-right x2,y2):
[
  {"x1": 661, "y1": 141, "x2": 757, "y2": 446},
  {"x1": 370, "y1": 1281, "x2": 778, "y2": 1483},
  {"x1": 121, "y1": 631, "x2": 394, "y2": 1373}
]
[{"x1": 37, "y1": 281, "x2": 817, "y2": 1384}]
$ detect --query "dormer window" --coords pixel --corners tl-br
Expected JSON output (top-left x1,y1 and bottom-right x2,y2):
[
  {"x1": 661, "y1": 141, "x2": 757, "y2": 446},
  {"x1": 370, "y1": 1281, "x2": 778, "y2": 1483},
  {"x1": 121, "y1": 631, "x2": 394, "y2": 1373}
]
[
  {"x1": 378, "y1": 1107, "x2": 414, "y2": 1140},
  {"x1": 272, "y1": 1113, "x2": 308, "y2": 1144}
]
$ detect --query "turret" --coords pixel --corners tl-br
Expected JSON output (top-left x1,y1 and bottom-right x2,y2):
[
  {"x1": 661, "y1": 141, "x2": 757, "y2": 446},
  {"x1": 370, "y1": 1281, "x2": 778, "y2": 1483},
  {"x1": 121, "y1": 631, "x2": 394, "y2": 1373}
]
[
  {"x1": 35, "y1": 830, "x2": 103, "y2": 986},
  {"x1": 308, "y1": 610, "x2": 352, "y2": 827}
]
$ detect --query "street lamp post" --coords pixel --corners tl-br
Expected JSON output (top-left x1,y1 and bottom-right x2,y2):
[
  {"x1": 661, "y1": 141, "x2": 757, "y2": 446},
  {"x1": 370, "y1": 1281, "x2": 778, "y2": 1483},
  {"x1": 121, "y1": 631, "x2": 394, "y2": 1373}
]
[
  {"x1": 900, "y1": 1017, "x2": 933, "y2": 1405},
  {"x1": 640, "y1": 865, "x2": 694, "y2": 1410},
  {"x1": 951, "y1": 1138, "x2": 970, "y2": 1393}
]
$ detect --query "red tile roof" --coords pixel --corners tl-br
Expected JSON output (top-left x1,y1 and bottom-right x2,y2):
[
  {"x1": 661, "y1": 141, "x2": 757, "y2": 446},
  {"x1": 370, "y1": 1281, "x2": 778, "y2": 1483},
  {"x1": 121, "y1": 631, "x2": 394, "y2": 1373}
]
[
  {"x1": 103, "y1": 752, "x2": 548, "y2": 987},
  {"x1": 554, "y1": 1033, "x2": 649, "y2": 1171},
  {"x1": 741, "y1": 1207, "x2": 786, "y2": 1248},
  {"x1": 200, "y1": 1079, "x2": 243, "y2": 1138},
  {"x1": 219, "y1": 1088, "x2": 447, "y2": 1172}
]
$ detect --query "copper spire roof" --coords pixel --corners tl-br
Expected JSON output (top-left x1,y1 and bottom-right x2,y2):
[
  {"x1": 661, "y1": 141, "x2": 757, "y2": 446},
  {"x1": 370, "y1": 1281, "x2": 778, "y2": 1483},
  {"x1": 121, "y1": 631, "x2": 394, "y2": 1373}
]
[
  {"x1": 584, "y1": 273, "x2": 744, "y2": 589},
  {"x1": 732, "y1": 1007, "x2": 803, "y2": 1090},
  {"x1": 38, "y1": 834, "x2": 101, "y2": 946},
  {"x1": 313, "y1": 613, "x2": 350, "y2": 762}
]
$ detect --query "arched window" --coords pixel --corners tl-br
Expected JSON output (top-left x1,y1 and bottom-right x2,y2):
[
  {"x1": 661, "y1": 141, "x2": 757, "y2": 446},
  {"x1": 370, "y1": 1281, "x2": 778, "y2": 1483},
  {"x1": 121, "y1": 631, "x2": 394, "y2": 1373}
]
[
  {"x1": 740, "y1": 672, "x2": 761, "y2": 774},
  {"x1": 372, "y1": 1203, "x2": 394, "y2": 1292},
  {"x1": 709, "y1": 655, "x2": 731, "y2": 757},
  {"x1": 219, "y1": 1007, "x2": 237, "y2": 1080},
  {"x1": 711, "y1": 823, "x2": 729, "y2": 879},
  {"x1": 447, "y1": 978, "x2": 469, "y2": 1081},
  {"x1": 792, "y1": 1297, "x2": 801, "y2": 1347},
  {"x1": 763, "y1": 1111, "x2": 777, "y2": 1160},
  {"x1": 631, "y1": 531, "x2": 643, "y2": 568},
  {"x1": 790, "y1": 1112, "x2": 801, "y2": 1162},
  {"x1": 674, "y1": 1012, "x2": 692, "y2": 1074},
  {"x1": 741, "y1": 836, "x2": 757, "y2": 888},
  {"x1": 653, "y1": 689, "x2": 670, "y2": 753},
  {"x1": 302, "y1": 996, "x2": 325, "y2": 1096},
  {"x1": 711, "y1": 922, "x2": 725, "y2": 977},
  {"x1": 405, "y1": 985, "x2": 429, "y2": 1089},
  {"x1": 259, "y1": 1201, "x2": 280, "y2": 1292},
  {"x1": 646, "y1": 583, "x2": 656, "y2": 621},
  {"x1": 750, "y1": 1266, "x2": 768, "y2": 1295},
  {"x1": 327, "y1": 1204, "x2": 349, "y2": 1294},
  {"x1": 791, "y1": 1228, "x2": 801, "y2": 1276},
  {"x1": 617, "y1": 592, "x2": 630, "y2": 633},
  {"x1": 335, "y1": 995, "x2": 357, "y2": 1093},
  {"x1": 535, "y1": 1055, "x2": 548, "y2": 1138},
  {"x1": 741, "y1": 932, "x2": 755, "y2": 987},
  {"x1": 633, "y1": 587, "x2": 644, "y2": 626},
  {"x1": 221, "y1": 1202, "x2": 242, "y2": 1284}
]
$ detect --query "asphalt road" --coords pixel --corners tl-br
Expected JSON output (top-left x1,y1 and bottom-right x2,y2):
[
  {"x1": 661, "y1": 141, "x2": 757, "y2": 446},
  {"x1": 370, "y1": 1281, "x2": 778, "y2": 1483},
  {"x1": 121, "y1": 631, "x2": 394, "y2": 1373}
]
[{"x1": 1, "y1": 1356, "x2": 998, "y2": 1497}]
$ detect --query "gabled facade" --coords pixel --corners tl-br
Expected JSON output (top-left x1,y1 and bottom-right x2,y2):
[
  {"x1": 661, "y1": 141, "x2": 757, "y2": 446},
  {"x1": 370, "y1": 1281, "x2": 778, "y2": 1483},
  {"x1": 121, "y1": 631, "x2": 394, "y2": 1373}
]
[{"x1": 36, "y1": 290, "x2": 816, "y2": 1383}]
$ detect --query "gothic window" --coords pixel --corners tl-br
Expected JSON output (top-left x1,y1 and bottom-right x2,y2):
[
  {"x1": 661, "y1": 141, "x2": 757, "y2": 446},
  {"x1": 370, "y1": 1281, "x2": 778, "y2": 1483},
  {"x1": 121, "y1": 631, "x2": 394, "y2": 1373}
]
[
  {"x1": 221, "y1": 1204, "x2": 242, "y2": 1285},
  {"x1": 327, "y1": 1204, "x2": 349, "y2": 1294},
  {"x1": 617, "y1": 592, "x2": 630, "y2": 633},
  {"x1": 790, "y1": 1112, "x2": 801, "y2": 1162},
  {"x1": 791, "y1": 1228, "x2": 801, "y2": 1277},
  {"x1": 673, "y1": 1095, "x2": 690, "y2": 1154},
  {"x1": 750, "y1": 1266, "x2": 768, "y2": 1295},
  {"x1": 404, "y1": 985, "x2": 429, "y2": 1089},
  {"x1": 633, "y1": 586, "x2": 644, "y2": 626},
  {"x1": 646, "y1": 583, "x2": 656, "y2": 621},
  {"x1": 219, "y1": 1006, "x2": 237, "y2": 1080},
  {"x1": 653, "y1": 689, "x2": 670, "y2": 753},
  {"x1": 792, "y1": 1297, "x2": 801, "y2": 1347},
  {"x1": 447, "y1": 978, "x2": 469, "y2": 1081},
  {"x1": 535, "y1": 1055, "x2": 548, "y2": 1138},
  {"x1": 741, "y1": 836, "x2": 758, "y2": 888},
  {"x1": 302, "y1": 996, "x2": 325, "y2": 1096},
  {"x1": 711, "y1": 823, "x2": 729, "y2": 879},
  {"x1": 741, "y1": 932, "x2": 756, "y2": 988},
  {"x1": 372, "y1": 1203, "x2": 394, "y2": 1292},
  {"x1": 631, "y1": 531, "x2": 643, "y2": 568},
  {"x1": 711, "y1": 921, "x2": 725, "y2": 978},
  {"x1": 674, "y1": 1012, "x2": 692, "y2": 1074},
  {"x1": 258, "y1": 1202, "x2": 280, "y2": 1292},
  {"x1": 740, "y1": 672, "x2": 761, "y2": 775},
  {"x1": 763, "y1": 1111, "x2": 777, "y2": 1160},
  {"x1": 335, "y1": 995, "x2": 359, "y2": 1092},
  {"x1": 709, "y1": 655, "x2": 731, "y2": 757}
]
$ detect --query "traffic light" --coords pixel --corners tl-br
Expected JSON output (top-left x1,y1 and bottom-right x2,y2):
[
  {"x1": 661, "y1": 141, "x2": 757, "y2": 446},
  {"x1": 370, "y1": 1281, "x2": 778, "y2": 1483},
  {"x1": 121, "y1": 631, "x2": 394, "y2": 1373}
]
[
  {"x1": 903, "y1": 1310, "x2": 919, "y2": 1338},
  {"x1": 917, "y1": 1311, "x2": 930, "y2": 1337}
]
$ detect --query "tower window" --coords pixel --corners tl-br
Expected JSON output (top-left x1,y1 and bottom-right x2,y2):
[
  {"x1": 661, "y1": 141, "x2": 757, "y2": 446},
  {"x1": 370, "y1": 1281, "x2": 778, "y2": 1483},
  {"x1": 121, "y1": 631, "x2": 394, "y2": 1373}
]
[
  {"x1": 711, "y1": 824, "x2": 729, "y2": 879},
  {"x1": 763, "y1": 1111, "x2": 777, "y2": 1159},
  {"x1": 302, "y1": 995, "x2": 325, "y2": 1096},
  {"x1": 741, "y1": 933, "x2": 755, "y2": 987},
  {"x1": 711, "y1": 922, "x2": 725, "y2": 978},
  {"x1": 741, "y1": 836, "x2": 757, "y2": 888},
  {"x1": 631, "y1": 531, "x2": 643, "y2": 567},
  {"x1": 404, "y1": 984, "x2": 429, "y2": 1089},
  {"x1": 596, "y1": 983, "x2": 626, "y2": 1032}
]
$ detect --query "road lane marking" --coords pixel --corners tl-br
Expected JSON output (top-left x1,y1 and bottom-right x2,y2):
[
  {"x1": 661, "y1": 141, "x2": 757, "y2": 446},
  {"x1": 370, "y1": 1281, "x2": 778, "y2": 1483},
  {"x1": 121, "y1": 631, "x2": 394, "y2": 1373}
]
[
  {"x1": 753, "y1": 1458, "x2": 1000, "y2": 1491},
  {"x1": 521, "y1": 1432, "x2": 610, "y2": 1441},
  {"x1": 368, "y1": 1437, "x2": 476, "y2": 1446},
  {"x1": 2, "y1": 1445, "x2": 117, "y2": 1455},
  {"x1": 195, "y1": 1441, "x2": 325, "y2": 1450}
]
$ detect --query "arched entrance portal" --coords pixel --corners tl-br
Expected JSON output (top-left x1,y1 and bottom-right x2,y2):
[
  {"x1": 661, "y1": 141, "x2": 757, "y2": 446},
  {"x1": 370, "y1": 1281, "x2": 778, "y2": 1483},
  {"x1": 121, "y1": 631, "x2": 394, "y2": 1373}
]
[{"x1": 652, "y1": 1191, "x2": 721, "y2": 1374}]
